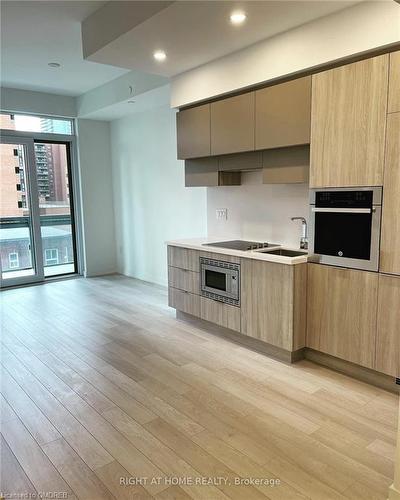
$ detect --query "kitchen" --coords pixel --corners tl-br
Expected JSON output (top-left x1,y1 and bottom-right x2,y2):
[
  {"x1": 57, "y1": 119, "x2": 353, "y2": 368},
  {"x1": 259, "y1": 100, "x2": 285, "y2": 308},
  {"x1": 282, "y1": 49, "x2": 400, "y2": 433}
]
[
  {"x1": 1, "y1": 2, "x2": 400, "y2": 499},
  {"x1": 167, "y1": 51, "x2": 399, "y2": 390}
]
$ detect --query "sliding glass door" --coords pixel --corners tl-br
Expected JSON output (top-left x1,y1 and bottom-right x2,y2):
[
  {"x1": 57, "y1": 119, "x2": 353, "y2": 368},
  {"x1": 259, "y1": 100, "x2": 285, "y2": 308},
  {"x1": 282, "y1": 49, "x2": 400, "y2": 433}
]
[
  {"x1": 1, "y1": 114, "x2": 79, "y2": 287},
  {"x1": 34, "y1": 141, "x2": 77, "y2": 278},
  {"x1": 0, "y1": 136, "x2": 44, "y2": 286}
]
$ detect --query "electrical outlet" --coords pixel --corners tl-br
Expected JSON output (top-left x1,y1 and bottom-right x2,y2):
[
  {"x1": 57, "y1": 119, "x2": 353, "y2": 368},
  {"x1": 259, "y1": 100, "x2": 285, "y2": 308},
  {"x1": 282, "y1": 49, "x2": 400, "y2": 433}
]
[{"x1": 216, "y1": 208, "x2": 227, "y2": 220}]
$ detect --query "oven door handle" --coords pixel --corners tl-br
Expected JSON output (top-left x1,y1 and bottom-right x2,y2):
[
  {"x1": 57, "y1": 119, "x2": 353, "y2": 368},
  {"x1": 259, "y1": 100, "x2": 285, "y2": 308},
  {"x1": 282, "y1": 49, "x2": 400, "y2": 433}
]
[{"x1": 311, "y1": 207, "x2": 372, "y2": 214}]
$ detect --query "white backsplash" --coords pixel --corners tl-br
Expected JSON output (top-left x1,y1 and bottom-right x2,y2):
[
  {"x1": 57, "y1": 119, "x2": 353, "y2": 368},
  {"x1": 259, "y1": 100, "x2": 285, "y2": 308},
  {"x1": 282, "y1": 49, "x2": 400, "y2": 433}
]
[{"x1": 207, "y1": 171, "x2": 310, "y2": 248}]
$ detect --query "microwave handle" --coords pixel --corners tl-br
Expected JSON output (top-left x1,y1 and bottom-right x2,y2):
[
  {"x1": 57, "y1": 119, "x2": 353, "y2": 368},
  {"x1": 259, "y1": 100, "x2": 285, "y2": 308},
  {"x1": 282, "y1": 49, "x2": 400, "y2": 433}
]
[{"x1": 311, "y1": 207, "x2": 372, "y2": 214}]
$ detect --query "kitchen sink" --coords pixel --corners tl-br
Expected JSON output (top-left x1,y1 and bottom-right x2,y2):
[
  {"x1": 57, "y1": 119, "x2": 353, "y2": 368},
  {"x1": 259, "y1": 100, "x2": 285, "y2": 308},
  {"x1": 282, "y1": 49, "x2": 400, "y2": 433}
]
[{"x1": 257, "y1": 248, "x2": 308, "y2": 257}]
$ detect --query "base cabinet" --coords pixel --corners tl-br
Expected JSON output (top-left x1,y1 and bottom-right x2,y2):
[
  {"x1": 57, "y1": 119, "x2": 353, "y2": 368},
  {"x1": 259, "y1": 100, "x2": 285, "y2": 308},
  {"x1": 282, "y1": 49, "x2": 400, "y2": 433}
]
[
  {"x1": 200, "y1": 297, "x2": 241, "y2": 332},
  {"x1": 241, "y1": 260, "x2": 306, "y2": 351},
  {"x1": 376, "y1": 274, "x2": 400, "y2": 377},
  {"x1": 168, "y1": 288, "x2": 200, "y2": 317},
  {"x1": 306, "y1": 264, "x2": 378, "y2": 369}
]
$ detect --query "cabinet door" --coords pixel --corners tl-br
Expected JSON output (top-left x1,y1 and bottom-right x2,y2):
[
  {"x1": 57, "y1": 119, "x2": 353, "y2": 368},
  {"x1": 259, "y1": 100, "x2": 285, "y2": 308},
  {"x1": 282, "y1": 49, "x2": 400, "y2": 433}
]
[
  {"x1": 211, "y1": 92, "x2": 255, "y2": 156},
  {"x1": 388, "y1": 51, "x2": 400, "y2": 113},
  {"x1": 310, "y1": 55, "x2": 388, "y2": 188},
  {"x1": 380, "y1": 112, "x2": 400, "y2": 275},
  {"x1": 176, "y1": 104, "x2": 210, "y2": 159},
  {"x1": 241, "y1": 260, "x2": 294, "y2": 350},
  {"x1": 255, "y1": 76, "x2": 311, "y2": 150},
  {"x1": 376, "y1": 274, "x2": 400, "y2": 377},
  {"x1": 306, "y1": 264, "x2": 378, "y2": 368},
  {"x1": 200, "y1": 297, "x2": 241, "y2": 332}
]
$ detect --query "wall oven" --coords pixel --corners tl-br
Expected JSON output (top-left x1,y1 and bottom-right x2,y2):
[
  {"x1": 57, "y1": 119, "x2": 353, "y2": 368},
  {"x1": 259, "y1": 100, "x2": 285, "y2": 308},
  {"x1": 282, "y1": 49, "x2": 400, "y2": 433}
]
[
  {"x1": 200, "y1": 257, "x2": 240, "y2": 306},
  {"x1": 309, "y1": 187, "x2": 382, "y2": 271}
]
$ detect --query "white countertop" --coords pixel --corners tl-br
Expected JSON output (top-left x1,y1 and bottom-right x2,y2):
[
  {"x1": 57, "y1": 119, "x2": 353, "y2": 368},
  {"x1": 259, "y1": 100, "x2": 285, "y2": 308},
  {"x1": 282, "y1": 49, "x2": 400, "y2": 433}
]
[{"x1": 166, "y1": 238, "x2": 308, "y2": 265}]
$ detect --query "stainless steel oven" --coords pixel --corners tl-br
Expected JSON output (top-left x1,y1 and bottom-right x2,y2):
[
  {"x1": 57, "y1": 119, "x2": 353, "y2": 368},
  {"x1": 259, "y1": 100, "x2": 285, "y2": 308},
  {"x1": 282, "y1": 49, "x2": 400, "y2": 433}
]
[
  {"x1": 200, "y1": 257, "x2": 240, "y2": 306},
  {"x1": 309, "y1": 186, "x2": 382, "y2": 271}
]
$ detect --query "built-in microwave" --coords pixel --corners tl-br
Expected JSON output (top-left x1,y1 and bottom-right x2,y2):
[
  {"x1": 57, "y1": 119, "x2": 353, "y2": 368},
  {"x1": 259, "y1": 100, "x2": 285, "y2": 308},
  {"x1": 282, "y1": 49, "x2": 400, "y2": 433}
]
[
  {"x1": 309, "y1": 186, "x2": 382, "y2": 271},
  {"x1": 200, "y1": 257, "x2": 240, "y2": 306}
]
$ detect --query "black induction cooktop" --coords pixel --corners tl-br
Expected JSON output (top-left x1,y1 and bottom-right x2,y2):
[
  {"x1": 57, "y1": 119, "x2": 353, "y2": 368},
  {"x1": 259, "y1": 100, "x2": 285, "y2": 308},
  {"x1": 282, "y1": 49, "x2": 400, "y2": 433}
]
[{"x1": 203, "y1": 240, "x2": 279, "y2": 251}]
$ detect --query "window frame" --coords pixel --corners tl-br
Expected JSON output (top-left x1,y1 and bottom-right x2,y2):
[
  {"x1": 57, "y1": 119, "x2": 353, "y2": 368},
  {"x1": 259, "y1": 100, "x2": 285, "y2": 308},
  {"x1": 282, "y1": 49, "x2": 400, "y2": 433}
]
[
  {"x1": 8, "y1": 252, "x2": 19, "y2": 269},
  {"x1": 45, "y1": 248, "x2": 59, "y2": 266},
  {"x1": 1, "y1": 111, "x2": 84, "y2": 285}
]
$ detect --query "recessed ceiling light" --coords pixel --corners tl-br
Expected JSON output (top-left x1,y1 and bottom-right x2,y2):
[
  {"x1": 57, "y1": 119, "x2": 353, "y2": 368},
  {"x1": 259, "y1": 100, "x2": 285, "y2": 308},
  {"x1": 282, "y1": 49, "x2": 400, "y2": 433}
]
[
  {"x1": 230, "y1": 11, "x2": 247, "y2": 25},
  {"x1": 48, "y1": 62, "x2": 61, "y2": 68},
  {"x1": 153, "y1": 50, "x2": 167, "y2": 62}
]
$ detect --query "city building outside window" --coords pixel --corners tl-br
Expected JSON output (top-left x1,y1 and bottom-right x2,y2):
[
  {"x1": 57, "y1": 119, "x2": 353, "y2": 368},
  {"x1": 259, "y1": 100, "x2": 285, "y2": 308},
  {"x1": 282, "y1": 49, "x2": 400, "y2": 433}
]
[
  {"x1": 8, "y1": 252, "x2": 19, "y2": 269},
  {"x1": 45, "y1": 248, "x2": 59, "y2": 266}
]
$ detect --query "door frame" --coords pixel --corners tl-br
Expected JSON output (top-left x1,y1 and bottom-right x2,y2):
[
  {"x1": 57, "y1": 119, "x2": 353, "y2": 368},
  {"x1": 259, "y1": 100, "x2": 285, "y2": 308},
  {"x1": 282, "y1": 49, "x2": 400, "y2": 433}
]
[
  {"x1": 0, "y1": 135, "x2": 45, "y2": 287},
  {"x1": 1, "y1": 126, "x2": 84, "y2": 285}
]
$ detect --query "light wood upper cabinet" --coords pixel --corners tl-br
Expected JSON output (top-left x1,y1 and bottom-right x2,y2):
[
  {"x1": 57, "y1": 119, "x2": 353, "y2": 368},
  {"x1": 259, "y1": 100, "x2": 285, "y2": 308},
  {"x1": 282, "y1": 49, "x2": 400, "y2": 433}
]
[
  {"x1": 211, "y1": 92, "x2": 255, "y2": 156},
  {"x1": 310, "y1": 55, "x2": 389, "y2": 188},
  {"x1": 176, "y1": 104, "x2": 210, "y2": 159},
  {"x1": 255, "y1": 76, "x2": 311, "y2": 150},
  {"x1": 376, "y1": 274, "x2": 400, "y2": 377},
  {"x1": 380, "y1": 112, "x2": 400, "y2": 275},
  {"x1": 388, "y1": 51, "x2": 400, "y2": 113},
  {"x1": 306, "y1": 264, "x2": 378, "y2": 369},
  {"x1": 241, "y1": 260, "x2": 306, "y2": 351}
]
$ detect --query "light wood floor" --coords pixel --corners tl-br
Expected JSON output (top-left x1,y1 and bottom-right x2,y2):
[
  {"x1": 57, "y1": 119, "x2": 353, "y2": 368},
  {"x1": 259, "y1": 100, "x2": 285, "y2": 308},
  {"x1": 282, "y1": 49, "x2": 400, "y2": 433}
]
[{"x1": 0, "y1": 275, "x2": 398, "y2": 500}]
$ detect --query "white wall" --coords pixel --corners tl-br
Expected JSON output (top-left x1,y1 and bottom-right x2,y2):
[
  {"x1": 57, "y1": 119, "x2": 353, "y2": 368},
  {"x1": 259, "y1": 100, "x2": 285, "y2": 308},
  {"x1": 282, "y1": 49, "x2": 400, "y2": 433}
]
[
  {"x1": 77, "y1": 119, "x2": 117, "y2": 276},
  {"x1": 110, "y1": 102, "x2": 207, "y2": 286},
  {"x1": 1, "y1": 87, "x2": 77, "y2": 117},
  {"x1": 207, "y1": 171, "x2": 309, "y2": 248},
  {"x1": 171, "y1": 1, "x2": 400, "y2": 107}
]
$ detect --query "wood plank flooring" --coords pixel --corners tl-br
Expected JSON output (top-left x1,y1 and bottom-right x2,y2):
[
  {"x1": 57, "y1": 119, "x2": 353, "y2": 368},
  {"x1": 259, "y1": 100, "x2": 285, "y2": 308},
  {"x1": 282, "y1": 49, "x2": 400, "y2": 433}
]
[{"x1": 0, "y1": 275, "x2": 398, "y2": 500}]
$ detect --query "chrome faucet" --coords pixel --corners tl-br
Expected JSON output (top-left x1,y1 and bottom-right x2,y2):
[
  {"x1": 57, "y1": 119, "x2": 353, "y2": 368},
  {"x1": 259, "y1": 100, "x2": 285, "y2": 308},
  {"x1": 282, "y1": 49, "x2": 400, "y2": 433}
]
[{"x1": 291, "y1": 217, "x2": 308, "y2": 250}]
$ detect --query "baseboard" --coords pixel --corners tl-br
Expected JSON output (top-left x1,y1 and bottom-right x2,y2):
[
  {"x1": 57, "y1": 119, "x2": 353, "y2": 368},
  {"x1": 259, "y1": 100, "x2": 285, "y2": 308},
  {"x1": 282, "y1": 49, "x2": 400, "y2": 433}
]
[
  {"x1": 304, "y1": 349, "x2": 399, "y2": 394},
  {"x1": 176, "y1": 310, "x2": 304, "y2": 364},
  {"x1": 175, "y1": 310, "x2": 398, "y2": 394}
]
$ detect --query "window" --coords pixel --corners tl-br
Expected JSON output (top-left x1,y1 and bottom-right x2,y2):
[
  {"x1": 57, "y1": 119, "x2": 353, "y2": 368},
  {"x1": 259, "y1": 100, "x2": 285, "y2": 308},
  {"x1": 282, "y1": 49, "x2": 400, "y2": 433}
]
[
  {"x1": 1, "y1": 113, "x2": 73, "y2": 135},
  {"x1": 45, "y1": 248, "x2": 59, "y2": 266},
  {"x1": 9, "y1": 252, "x2": 19, "y2": 269}
]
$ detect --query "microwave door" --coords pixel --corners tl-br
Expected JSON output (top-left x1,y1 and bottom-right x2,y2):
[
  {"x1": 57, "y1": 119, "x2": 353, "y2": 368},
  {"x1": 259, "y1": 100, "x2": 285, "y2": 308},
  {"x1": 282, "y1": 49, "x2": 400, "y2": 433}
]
[{"x1": 204, "y1": 268, "x2": 227, "y2": 292}]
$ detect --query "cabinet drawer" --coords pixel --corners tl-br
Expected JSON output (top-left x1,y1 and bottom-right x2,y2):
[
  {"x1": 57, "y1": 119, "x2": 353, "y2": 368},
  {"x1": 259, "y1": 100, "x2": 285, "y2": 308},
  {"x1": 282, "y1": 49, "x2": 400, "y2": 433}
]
[
  {"x1": 200, "y1": 297, "x2": 241, "y2": 332},
  {"x1": 168, "y1": 246, "x2": 200, "y2": 272},
  {"x1": 168, "y1": 287, "x2": 200, "y2": 317},
  {"x1": 168, "y1": 266, "x2": 200, "y2": 294}
]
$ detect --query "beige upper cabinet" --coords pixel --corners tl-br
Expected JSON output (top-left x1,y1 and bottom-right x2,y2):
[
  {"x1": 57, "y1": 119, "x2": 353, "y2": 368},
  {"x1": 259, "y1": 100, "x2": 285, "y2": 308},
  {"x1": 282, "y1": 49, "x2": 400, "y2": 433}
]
[
  {"x1": 176, "y1": 104, "x2": 210, "y2": 159},
  {"x1": 255, "y1": 76, "x2": 311, "y2": 150},
  {"x1": 376, "y1": 274, "x2": 400, "y2": 377},
  {"x1": 310, "y1": 55, "x2": 389, "y2": 188},
  {"x1": 388, "y1": 51, "x2": 400, "y2": 113},
  {"x1": 380, "y1": 112, "x2": 400, "y2": 275},
  {"x1": 210, "y1": 92, "x2": 255, "y2": 156},
  {"x1": 306, "y1": 264, "x2": 378, "y2": 369}
]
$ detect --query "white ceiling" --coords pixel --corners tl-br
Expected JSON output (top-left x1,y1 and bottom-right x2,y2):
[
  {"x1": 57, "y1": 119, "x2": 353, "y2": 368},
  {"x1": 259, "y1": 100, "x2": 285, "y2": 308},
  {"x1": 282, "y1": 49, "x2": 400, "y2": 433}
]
[
  {"x1": 1, "y1": 0, "x2": 361, "y2": 99},
  {"x1": 85, "y1": 0, "x2": 360, "y2": 77},
  {"x1": 0, "y1": 1, "x2": 129, "y2": 96}
]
